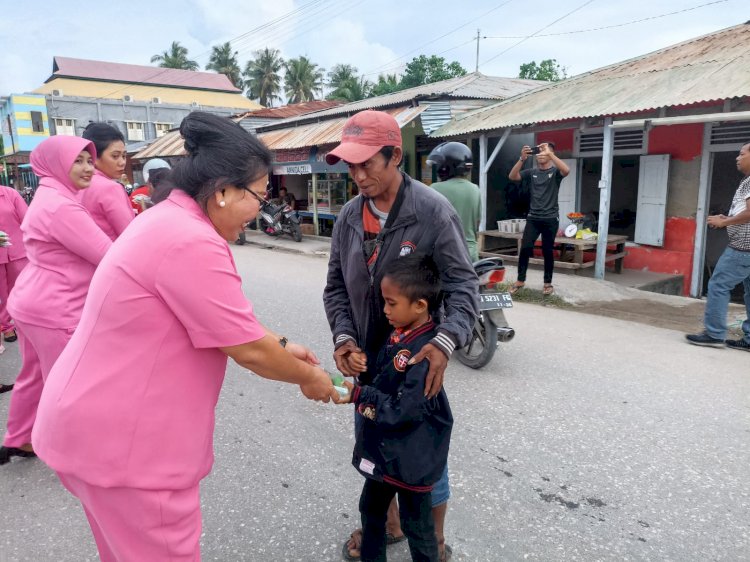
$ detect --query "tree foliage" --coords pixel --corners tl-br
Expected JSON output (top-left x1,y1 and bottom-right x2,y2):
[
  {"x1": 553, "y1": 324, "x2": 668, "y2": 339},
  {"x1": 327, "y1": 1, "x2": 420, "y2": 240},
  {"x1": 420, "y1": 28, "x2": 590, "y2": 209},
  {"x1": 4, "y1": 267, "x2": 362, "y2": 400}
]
[
  {"x1": 326, "y1": 64, "x2": 372, "y2": 102},
  {"x1": 244, "y1": 48, "x2": 284, "y2": 107},
  {"x1": 206, "y1": 42, "x2": 243, "y2": 89},
  {"x1": 150, "y1": 41, "x2": 199, "y2": 71},
  {"x1": 369, "y1": 73, "x2": 400, "y2": 97},
  {"x1": 284, "y1": 56, "x2": 324, "y2": 103},
  {"x1": 518, "y1": 59, "x2": 567, "y2": 82},
  {"x1": 399, "y1": 55, "x2": 467, "y2": 90}
]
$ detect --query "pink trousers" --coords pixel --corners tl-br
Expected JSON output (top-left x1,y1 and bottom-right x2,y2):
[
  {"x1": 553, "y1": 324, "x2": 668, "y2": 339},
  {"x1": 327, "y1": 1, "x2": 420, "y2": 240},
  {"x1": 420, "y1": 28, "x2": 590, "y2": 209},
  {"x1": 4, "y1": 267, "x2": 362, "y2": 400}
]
[
  {"x1": 0, "y1": 257, "x2": 28, "y2": 332},
  {"x1": 2, "y1": 320, "x2": 73, "y2": 448},
  {"x1": 58, "y1": 473, "x2": 202, "y2": 562}
]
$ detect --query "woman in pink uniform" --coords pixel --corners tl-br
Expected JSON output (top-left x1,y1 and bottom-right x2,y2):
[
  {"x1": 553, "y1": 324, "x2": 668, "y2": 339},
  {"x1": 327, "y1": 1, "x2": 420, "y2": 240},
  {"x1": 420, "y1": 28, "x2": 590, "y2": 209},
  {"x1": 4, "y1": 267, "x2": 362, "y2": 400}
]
[
  {"x1": 0, "y1": 184, "x2": 28, "y2": 342},
  {"x1": 32, "y1": 112, "x2": 338, "y2": 561},
  {"x1": 0, "y1": 136, "x2": 112, "y2": 465},
  {"x1": 80, "y1": 123, "x2": 134, "y2": 240}
]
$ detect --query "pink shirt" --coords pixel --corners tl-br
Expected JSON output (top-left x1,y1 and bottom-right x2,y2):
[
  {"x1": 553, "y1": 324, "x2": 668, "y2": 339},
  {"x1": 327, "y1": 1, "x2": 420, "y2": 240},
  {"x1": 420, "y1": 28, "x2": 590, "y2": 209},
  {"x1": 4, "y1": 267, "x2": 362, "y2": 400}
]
[
  {"x1": 33, "y1": 190, "x2": 266, "y2": 490},
  {"x1": 0, "y1": 185, "x2": 28, "y2": 264},
  {"x1": 80, "y1": 169, "x2": 134, "y2": 240},
  {"x1": 8, "y1": 182, "x2": 112, "y2": 330}
]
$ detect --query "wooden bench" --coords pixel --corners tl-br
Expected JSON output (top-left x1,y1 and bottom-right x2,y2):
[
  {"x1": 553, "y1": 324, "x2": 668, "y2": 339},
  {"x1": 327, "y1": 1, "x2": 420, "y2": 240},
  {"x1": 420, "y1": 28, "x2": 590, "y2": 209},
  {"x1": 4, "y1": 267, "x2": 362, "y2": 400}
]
[{"x1": 478, "y1": 230, "x2": 628, "y2": 273}]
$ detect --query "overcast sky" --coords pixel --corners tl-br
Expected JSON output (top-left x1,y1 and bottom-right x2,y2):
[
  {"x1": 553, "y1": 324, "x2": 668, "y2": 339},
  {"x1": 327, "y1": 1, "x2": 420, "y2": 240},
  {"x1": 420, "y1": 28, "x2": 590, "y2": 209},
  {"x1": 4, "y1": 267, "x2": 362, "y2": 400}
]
[{"x1": 0, "y1": 0, "x2": 743, "y2": 97}]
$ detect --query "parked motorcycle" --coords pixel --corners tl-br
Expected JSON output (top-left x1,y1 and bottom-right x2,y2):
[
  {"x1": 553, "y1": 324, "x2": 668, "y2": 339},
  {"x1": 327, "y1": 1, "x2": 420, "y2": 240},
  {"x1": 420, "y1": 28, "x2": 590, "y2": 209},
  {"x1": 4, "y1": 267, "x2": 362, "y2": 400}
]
[
  {"x1": 454, "y1": 257, "x2": 515, "y2": 369},
  {"x1": 258, "y1": 199, "x2": 303, "y2": 242}
]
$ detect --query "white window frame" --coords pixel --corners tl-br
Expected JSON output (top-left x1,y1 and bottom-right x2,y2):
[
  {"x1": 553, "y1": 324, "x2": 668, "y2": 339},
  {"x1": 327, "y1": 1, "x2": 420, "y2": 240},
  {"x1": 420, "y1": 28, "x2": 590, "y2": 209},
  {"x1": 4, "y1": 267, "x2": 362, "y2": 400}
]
[
  {"x1": 154, "y1": 122, "x2": 172, "y2": 138},
  {"x1": 126, "y1": 121, "x2": 145, "y2": 141},
  {"x1": 54, "y1": 117, "x2": 76, "y2": 136}
]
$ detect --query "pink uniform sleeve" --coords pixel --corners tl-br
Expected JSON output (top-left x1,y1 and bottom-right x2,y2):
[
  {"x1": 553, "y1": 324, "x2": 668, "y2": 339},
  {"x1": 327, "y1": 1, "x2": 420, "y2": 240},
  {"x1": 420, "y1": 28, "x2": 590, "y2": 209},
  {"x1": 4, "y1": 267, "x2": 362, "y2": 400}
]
[
  {"x1": 155, "y1": 237, "x2": 266, "y2": 349},
  {"x1": 11, "y1": 190, "x2": 27, "y2": 223},
  {"x1": 104, "y1": 187, "x2": 135, "y2": 236},
  {"x1": 51, "y1": 205, "x2": 112, "y2": 265}
]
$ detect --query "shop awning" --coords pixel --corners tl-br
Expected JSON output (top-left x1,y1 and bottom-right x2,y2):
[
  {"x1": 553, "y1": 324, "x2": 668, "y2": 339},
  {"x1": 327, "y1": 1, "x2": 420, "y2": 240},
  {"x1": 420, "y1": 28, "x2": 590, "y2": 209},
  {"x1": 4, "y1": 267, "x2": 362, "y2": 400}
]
[{"x1": 257, "y1": 105, "x2": 427, "y2": 151}]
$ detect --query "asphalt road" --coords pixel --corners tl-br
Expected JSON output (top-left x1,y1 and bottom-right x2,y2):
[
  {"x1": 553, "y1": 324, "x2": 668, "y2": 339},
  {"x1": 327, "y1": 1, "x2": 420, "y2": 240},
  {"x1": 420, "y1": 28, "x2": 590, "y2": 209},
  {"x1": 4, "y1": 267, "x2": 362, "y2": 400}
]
[{"x1": 1, "y1": 245, "x2": 748, "y2": 562}]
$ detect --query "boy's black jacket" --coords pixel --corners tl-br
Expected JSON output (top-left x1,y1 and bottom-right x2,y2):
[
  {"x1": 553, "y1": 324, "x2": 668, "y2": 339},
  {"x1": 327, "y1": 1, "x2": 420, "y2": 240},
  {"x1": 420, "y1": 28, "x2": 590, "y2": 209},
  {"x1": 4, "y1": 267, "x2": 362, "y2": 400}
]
[{"x1": 351, "y1": 321, "x2": 453, "y2": 490}]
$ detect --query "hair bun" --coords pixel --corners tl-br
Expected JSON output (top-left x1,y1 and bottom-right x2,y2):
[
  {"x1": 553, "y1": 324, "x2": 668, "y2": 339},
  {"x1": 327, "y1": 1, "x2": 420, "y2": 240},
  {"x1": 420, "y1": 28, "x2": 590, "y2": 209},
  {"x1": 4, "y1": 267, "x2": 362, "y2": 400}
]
[{"x1": 180, "y1": 114, "x2": 206, "y2": 156}]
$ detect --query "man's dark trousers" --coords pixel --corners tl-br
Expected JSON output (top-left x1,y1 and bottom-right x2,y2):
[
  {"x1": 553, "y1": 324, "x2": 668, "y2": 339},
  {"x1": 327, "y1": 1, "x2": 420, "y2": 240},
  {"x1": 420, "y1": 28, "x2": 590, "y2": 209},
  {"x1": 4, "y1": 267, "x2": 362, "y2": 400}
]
[{"x1": 518, "y1": 217, "x2": 559, "y2": 284}]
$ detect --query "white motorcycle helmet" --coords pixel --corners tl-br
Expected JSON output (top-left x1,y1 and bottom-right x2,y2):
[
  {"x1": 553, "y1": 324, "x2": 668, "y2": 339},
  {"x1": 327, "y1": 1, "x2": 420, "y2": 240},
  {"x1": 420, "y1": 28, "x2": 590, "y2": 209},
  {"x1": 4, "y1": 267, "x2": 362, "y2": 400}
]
[{"x1": 142, "y1": 158, "x2": 171, "y2": 183}]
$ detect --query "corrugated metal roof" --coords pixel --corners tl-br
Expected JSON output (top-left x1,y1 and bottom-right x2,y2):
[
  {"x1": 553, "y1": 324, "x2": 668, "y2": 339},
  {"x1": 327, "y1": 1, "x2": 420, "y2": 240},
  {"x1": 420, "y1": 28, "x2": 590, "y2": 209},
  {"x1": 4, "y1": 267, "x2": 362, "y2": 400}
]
[
  {"x1": 260, "y1": 73, "x2": 543, "y2": 130},
  {"x1": 132, "y1": 106, "x2": 427, "y2": 158},
  {"x1": 433, "y1": 23, "x2": 750, "y2": 137},
  {"x1": 49, "y1": 56, "x2": 240, "y2": 92},
  {"x1": 257, "y1": 106, "x2": 427, "y2": 150},
  {"x1": 132, "y1": 130, "x2": 186, "y2": 160},
  {"x1": 235, "y1": 100, "x2": 342, "y2": 119}
]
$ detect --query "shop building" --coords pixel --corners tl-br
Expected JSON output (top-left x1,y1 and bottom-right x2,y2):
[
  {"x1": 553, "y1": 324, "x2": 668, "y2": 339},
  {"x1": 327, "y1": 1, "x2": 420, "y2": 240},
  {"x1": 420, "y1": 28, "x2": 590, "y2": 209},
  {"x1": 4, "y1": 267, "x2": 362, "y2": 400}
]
[
  {"x1": 0, "y1": 94, "x2": 49, "y2": 188},
  {"x1": 433, "y1": 22, "x2": 750, "y2": 298}
]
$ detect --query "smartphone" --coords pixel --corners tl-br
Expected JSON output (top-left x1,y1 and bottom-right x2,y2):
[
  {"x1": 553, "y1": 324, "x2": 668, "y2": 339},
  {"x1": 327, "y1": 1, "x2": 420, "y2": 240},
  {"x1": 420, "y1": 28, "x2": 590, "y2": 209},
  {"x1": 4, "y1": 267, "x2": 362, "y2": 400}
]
[{"x1": 529, "y1": 146, "x2": 541, "y2": 155}]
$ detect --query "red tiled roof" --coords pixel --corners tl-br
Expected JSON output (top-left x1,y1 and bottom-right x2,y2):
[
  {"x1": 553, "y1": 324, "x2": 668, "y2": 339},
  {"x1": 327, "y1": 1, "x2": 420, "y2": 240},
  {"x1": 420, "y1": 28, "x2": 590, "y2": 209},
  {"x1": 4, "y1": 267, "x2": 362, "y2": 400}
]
[
  {"x1": 48, "y1": 56, "x2": 240, "y2": 92},
  {"x1": 238, "y1": 100, "x2": 342, "y2": 119}
]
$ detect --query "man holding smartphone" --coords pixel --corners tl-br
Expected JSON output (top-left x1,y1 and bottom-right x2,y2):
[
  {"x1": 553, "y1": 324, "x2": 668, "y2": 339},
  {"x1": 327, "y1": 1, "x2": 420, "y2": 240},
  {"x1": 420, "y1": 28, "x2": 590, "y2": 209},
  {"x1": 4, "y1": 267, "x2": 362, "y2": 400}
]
[{"x1": 508, "y1": 142, "x2": 570, "y2": 295}]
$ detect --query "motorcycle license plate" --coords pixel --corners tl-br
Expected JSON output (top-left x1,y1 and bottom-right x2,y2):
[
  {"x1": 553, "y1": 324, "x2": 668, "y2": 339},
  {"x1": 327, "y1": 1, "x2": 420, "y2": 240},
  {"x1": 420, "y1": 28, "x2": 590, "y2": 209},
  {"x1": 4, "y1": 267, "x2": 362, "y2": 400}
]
[{"x1": 478, "y1": 291, "x2": 513, "y2": 310}]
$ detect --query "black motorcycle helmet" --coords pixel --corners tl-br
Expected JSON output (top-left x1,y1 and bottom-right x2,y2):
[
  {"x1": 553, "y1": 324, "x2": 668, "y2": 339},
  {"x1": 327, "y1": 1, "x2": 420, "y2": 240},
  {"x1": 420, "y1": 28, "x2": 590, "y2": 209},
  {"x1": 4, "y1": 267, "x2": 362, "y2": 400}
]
[{"x1": 426, "y1": 142, "x2": 473, "y2": 180}]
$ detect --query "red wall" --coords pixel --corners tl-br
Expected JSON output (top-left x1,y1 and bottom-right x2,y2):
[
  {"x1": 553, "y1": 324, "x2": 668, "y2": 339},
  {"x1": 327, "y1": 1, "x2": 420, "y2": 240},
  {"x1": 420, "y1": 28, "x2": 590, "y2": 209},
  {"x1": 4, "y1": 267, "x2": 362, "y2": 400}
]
[
  {"x1": 622, "y1": 217, "x2": 697, "y2": 295},
  {"x1": 648, "y1": 124, "x2": 703, "y2": 161},
  {"x1": 536, "y1": 129, "x2": 575, "y2": 153}
]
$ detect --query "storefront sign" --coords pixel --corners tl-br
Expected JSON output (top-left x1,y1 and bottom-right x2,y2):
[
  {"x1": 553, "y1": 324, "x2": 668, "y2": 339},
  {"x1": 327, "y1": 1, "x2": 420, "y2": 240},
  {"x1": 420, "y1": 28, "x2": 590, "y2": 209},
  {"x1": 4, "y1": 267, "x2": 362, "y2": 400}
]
[
  {"x1": 275, "y1": 148, "x2": 312, "y2": 163},
  {"x1": 273, "y1": 164, "x2": 312, "y2": 175}
]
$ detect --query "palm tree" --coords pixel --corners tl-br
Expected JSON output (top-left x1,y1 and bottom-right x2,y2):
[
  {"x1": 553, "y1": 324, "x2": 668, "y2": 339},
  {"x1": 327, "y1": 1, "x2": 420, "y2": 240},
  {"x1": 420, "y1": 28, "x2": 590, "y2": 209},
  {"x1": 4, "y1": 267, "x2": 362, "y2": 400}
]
[
  {"x1": 284, "y1": 56, "x2": 324, "y2": 104},
  {"x1": 325, "y1": 64, "x2": 372, "y2": 102},
  {"x1": 150, "y1": 41, "x2": 199, "y2": 71},
  {"x1": 206, "y1": 42, "x2": 243, "y2": 89},
  {"x1": 244, "y1": 48, "x2": 284, "y2": 107}
]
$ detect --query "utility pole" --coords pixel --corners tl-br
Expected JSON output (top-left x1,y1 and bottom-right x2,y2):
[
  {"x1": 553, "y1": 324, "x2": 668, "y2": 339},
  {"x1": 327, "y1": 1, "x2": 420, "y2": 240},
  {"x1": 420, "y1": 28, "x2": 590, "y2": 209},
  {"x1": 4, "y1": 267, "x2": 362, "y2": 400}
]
[{"x1": 475, "y1": 29, "x2": 480, "y2": 72}]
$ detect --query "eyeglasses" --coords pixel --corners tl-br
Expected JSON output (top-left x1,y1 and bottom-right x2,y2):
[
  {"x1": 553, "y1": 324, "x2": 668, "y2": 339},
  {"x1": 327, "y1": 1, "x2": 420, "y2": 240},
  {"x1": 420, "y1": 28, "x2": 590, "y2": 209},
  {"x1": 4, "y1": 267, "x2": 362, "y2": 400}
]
[{"x1": 243, "y1": 186, "x2": 267, "y2": 204}]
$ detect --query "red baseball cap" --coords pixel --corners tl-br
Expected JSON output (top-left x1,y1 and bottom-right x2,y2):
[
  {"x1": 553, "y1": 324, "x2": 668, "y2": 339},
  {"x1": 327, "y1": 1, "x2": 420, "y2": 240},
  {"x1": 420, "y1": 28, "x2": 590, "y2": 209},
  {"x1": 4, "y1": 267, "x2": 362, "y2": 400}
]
[{"x1": 326, "y1": 110, "x2": 402, "y2": 165}]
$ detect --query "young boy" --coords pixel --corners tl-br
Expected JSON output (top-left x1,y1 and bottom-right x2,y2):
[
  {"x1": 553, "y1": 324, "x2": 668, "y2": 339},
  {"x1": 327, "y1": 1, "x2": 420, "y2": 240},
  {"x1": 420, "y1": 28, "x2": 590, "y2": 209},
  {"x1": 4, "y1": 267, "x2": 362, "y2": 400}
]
[{"x1": 340, "y1": 253, "x2": 453, "y2": 562}]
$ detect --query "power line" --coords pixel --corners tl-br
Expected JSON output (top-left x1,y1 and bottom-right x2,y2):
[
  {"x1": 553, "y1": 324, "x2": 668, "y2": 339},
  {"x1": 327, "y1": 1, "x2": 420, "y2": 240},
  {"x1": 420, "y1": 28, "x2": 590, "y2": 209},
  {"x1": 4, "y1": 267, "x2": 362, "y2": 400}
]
[
  {"x1": 360, "y1": 0, "x2": 515, "y2": 79},
  {"x1": 481, "y1": 0, "x2": 728, "y2": 39},
  {"x1": 479, "y1": 0, "x2": 596, "y2": 68}
]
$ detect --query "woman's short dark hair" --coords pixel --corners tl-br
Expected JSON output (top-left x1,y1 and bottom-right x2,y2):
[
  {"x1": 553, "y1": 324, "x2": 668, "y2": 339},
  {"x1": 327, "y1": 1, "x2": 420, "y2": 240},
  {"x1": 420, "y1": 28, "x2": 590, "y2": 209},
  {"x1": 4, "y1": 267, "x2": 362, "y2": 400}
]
[
  {"x1": 381, "y1": 253, "x2": 442, "y2": 312},
  {"x1": 169, "y1": 112, "x2": 272, "y2": 206},
  {"x1": 82, "y1": 123, "x2": 125, "y2": 157}
]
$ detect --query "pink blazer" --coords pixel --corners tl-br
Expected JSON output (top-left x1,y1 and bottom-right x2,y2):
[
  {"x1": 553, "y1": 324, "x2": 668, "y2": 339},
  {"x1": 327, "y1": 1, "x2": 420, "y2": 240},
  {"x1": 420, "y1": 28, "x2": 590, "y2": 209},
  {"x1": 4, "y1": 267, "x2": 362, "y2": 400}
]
[
  {"x1": 0, "y1": 185, "x2": 28, "y2": 264},
  {"x1": 80, "y1": 169, "x2": 134, "y2": 240}
]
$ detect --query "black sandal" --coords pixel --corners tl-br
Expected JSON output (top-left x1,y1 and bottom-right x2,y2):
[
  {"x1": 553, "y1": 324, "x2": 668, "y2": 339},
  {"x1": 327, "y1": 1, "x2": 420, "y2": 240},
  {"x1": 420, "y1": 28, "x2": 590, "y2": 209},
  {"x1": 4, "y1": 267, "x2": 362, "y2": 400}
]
[
  {"x1": 0, "y1": 446, "x2": 36, "y2": 465},
  {"x1": 2, "y1": 330, "x2": 17, "y2": 342},
  {"x1": 0, "y1": 384, "x2": 13, "y2": 394}
]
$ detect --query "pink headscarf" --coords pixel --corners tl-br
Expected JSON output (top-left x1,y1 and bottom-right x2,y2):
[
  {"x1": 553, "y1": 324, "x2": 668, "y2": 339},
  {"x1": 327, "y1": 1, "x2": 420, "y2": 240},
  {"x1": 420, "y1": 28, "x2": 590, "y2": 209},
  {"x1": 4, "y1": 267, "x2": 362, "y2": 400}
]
[{"x1": 30, "y1": 136, "x2": 97, "y2": 195}]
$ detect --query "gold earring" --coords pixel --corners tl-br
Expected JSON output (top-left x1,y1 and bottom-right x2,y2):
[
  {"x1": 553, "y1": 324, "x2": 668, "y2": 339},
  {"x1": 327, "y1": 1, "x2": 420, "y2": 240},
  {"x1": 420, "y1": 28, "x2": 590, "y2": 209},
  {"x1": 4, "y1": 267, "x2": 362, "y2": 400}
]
[{"x1": 219, "y1": 201, "x2": 226, "y2": 208}]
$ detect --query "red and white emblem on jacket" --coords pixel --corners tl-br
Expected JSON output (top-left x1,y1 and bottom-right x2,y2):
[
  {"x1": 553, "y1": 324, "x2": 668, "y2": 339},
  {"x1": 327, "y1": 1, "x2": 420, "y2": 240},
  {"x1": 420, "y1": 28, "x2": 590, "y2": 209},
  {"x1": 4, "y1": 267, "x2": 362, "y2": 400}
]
[{"x1": 393, "y1": 349, "x2": 411, "y2": 372}]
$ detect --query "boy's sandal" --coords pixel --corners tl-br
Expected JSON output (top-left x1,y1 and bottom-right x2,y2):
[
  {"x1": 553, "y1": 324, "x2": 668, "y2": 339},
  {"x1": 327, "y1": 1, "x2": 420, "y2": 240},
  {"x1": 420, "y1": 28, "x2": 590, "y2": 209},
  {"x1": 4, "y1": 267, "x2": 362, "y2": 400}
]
[
  {"x1": 440, "y1": 544, "x2": 453, "y2": 562},
  {"x1": 543, "y1": 284, "x2": 554, "y2": 296},
  {"x1": 341, "y1": 529, "x2": 407, "y2": 561},
  {"x1": 509, "y1": 282, "x2": 525, "y2": 295}
]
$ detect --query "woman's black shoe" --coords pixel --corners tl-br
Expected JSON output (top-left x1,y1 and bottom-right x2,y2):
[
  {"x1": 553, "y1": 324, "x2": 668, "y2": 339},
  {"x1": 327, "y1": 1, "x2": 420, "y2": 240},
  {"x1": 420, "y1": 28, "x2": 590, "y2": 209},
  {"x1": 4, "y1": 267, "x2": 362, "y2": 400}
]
[
  {"x1": 3, "y1": 330, "x2": 18, "y2": 342},
  {"x1": 0, "y1": 446, "x2": 36, "y2": 465},
  {"x1": 0, "y1": 384, "x2": 13, "y2": 394}
]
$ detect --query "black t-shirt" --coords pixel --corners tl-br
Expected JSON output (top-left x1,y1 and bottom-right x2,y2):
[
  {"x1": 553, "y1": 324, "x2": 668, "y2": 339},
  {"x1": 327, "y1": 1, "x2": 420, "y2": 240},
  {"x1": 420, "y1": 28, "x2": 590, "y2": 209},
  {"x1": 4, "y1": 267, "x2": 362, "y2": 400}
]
[{"x1": 520, "y1": 166, "x2": 564, "y2": 219}]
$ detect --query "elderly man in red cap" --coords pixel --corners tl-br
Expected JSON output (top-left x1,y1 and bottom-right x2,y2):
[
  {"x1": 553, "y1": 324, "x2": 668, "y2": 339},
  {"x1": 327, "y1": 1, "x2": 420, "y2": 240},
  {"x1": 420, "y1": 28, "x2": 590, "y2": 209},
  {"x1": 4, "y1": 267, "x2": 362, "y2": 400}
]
[{"x1": 323, "y1": 110, "x2": 478, "y2": 562}]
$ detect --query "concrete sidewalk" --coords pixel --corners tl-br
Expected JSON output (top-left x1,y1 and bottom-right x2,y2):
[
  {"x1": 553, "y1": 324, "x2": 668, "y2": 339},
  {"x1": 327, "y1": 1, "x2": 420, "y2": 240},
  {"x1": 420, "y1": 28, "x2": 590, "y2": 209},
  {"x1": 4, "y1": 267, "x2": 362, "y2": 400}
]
[{"x1": 237, "y1": 230, "x2": 747, "y2": 336}]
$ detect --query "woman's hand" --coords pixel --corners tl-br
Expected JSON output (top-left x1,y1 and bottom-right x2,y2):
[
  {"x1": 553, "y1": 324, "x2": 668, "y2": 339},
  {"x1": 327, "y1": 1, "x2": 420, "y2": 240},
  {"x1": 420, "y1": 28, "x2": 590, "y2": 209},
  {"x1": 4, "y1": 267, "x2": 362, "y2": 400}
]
[
  {"x1": 300, "y1": 367, "x2": 340, "y2": 403},
  {"x1": 286, "y1": 342, "x2": 320, "y2": 366}
]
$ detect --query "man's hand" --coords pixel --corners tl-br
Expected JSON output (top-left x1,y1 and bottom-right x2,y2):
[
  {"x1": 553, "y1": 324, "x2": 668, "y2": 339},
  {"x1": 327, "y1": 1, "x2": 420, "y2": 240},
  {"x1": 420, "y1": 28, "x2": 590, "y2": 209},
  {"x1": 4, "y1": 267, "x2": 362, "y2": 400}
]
[
  {"x1": 299, "y1": 367, "x2": 340, "y2": 403},
  {"x1": 333, "y1": 340, "x2": 365, "y2": 376},
  {"x1": 408, "y1": 343, "x2": 448, "y2": 398},
  {"x1": 520, "y1": 145, "x2": 532, "y2": 161},
  {"x1": 286, "y1": 342, "x2": 320, "y2": 366},
  {"x1": 708, "y1": 214, "x2": 728, "y2": 229}
]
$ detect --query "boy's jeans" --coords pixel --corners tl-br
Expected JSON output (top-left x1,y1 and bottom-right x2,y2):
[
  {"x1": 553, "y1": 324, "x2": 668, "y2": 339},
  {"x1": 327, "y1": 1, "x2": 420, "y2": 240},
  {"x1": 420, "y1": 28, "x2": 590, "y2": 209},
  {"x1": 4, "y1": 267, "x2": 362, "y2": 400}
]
[{"x1": 704, "y1": 247, "x2": 750, "y2": 342}]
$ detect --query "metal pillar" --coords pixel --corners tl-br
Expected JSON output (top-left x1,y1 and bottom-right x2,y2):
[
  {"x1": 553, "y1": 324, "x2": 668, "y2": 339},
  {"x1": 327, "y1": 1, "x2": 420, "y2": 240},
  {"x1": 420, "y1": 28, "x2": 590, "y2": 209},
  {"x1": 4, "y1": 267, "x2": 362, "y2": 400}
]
[
  {"x1": 690, "y1": 123, "x2": 713, "y2": 297},
  {"x1": 594, "y1": 117, "x2": 614, "y2": 279},
  {"x1": 312, "y1": 174, "x2": 319, "y2": 236},
  {"x1": 478, "y1": 128, "x2": 510, "y2": 231}
]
